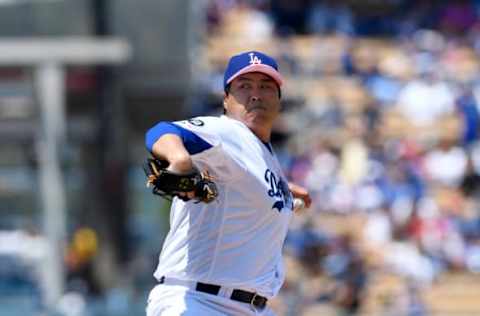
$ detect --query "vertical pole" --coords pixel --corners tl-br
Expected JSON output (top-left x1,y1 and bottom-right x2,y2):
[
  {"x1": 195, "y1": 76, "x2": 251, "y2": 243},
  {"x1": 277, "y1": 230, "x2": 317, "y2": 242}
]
[
  {"x1": 91, "y1": 0, "x2": 129, "y2": 266},
  {"x1": 35, "y1": 62, "x2": 67, "y2": 310}
]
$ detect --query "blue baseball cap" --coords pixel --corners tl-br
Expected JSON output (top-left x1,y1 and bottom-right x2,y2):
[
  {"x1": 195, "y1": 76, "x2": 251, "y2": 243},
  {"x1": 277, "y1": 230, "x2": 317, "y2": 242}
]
[{"x1": 223, "y1": 51, "x2": 283, "y2": 92}]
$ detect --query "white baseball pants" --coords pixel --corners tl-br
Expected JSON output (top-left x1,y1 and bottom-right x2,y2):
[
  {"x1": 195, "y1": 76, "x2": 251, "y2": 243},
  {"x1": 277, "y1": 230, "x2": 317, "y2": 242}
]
[{"x1": 146, "y1": 283, "x2": 276, "y2": 316}]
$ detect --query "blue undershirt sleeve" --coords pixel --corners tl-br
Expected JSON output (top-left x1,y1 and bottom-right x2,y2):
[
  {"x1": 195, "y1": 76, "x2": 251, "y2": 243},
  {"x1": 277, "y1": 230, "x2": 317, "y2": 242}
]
[{"x1": 145, "y1": 122, "x2": 213, "y2": 155}]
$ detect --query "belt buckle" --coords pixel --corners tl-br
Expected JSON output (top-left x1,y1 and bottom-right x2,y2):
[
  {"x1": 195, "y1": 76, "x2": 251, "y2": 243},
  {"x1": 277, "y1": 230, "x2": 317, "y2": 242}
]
[{"x1": 250, "y1": 293, "x2": 265, "y2": 309}]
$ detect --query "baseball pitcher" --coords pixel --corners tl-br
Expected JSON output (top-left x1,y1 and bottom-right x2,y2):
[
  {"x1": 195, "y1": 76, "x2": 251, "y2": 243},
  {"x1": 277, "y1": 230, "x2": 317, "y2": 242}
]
[{"x1": 144, "y1": 51, "x2": 311, "y2": 316}]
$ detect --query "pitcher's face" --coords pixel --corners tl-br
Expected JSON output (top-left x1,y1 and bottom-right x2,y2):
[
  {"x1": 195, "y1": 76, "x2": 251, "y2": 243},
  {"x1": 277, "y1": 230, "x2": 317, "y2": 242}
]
[{"x1": 223, "y1": 72, "x2": 281, "y2": 140}]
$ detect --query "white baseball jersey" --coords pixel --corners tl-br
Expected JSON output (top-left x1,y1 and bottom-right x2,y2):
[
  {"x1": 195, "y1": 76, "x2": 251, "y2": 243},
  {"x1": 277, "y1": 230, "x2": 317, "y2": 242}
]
[{"x1": 153, "y1": 115, "x2": 294, "y2": 298}]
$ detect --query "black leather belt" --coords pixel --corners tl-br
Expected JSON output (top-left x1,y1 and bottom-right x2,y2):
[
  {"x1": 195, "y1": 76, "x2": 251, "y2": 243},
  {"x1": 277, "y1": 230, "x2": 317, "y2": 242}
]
[{"x1": 159, "y1": 276, "x2": 268, "y2": 309}]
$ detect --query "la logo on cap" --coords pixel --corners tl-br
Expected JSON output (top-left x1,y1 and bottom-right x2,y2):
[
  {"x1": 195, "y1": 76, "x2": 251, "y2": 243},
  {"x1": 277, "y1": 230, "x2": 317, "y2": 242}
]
[{"x1": 249, "y1": 52, "x2": 262, "y2": 65}]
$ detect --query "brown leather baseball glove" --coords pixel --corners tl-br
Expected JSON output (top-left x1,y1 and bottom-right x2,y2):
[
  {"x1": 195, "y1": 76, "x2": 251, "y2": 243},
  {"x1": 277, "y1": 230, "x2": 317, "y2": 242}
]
[{"x1": 143, "y1": 158, "x2": 218, "y2": 203}]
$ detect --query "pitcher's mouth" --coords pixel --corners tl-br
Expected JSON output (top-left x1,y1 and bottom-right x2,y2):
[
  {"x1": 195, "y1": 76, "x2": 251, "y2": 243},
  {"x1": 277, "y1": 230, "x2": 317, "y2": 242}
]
[{"x1": 248, "y1": 105, "x2": 266, "y2": 112}]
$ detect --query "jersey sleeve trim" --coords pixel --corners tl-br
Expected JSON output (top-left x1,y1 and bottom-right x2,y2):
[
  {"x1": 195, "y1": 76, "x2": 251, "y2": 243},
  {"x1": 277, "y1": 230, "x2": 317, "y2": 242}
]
[{"x1": 145, "y1": 122, "x2": 213, "y2": 155}]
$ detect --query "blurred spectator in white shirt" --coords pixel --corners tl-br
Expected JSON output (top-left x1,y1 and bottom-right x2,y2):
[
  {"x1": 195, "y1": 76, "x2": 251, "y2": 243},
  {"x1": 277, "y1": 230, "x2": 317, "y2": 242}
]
[
  {"x1": 396, "y1": 72, "x2": 455, "y2": 126},
  {"x1": 423, "y1": 139, "x2": 468, "y2": 187}
]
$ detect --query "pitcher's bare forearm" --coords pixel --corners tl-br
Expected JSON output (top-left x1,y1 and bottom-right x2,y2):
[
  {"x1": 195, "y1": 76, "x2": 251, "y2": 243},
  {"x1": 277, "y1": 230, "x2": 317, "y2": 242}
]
[{"x1": 151, "y1": 134, "x2": 193, "y2": 173}]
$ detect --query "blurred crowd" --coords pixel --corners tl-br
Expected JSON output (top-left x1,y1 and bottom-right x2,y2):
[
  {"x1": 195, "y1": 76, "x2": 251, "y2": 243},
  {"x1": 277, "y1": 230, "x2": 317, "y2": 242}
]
[
  {"x1": 206, "y1": 0, "x2": 480, "y2": 37},
  {"x1": 201, "y1": 0, "x2": 480, "y2": 315}
]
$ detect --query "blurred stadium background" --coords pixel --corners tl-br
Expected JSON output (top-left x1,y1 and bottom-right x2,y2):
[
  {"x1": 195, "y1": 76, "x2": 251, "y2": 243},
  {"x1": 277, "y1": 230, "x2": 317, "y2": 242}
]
[{"x1": 1, "y1": 0, "x2": 480, "y2": 315}]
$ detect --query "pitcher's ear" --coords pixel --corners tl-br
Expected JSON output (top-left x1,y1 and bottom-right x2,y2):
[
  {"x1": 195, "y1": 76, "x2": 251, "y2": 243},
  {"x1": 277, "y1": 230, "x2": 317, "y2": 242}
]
[{"x1": 222, "y1": 98, "x2": 227, "y2": 115}]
